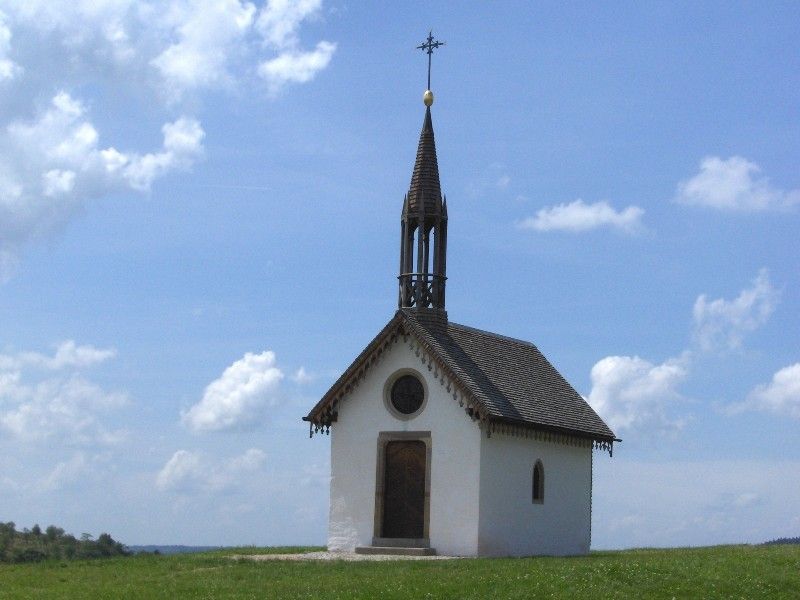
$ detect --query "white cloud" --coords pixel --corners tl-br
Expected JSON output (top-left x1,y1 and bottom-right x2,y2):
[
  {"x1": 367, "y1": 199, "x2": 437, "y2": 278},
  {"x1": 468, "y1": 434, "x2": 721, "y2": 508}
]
[
  {"x1": 0, "y1": 374, "x2": 126, "y2": 444},
  {"x1": 0, "y1": 9, "x2": 20, "y2": 80},
  {"x1": 42, "y1": 169, "x2": 76, "y2": 197},
  {"x1": 39, "y1": 452, "x2": 89, "y2": 492},
  {"x1": 0, "y1": 341, "x2": 125, "y2": 444},
  {"x1": 675, "y1": 156, "x2": 800, "y2": 211},
  {"x1": 48, "y1": 340, "x2": 117, "y2": 370},
  {"x1": 181, "y1": 350, "x2": 284, "y2": 432},
  {"x1": 0, "y1": 340, "x2": 116, "y2": 371},
  {"x1": 156, "y1": 447, "x2": 266, "y2": 492},
  {"x1": 290, "y1": 366, "x2": 313, "y2": 384},
  {"x1": 0, "y1": 92, "x2": 204, "y2": 280},
  {"x1": 5, "y1": 1, "x2": 134, "y2": 38},
  {"x1": 256, "y1": 0, "x2": 322, "y2": 49},
  {"x1": 587, "y1": 353, "x2": 689, "y2": 435},
  {"x1": 519, "y1": 199, "x2": 644, "y2": 233},
  {"x1": 151, "y1": 0, "x2": 257, "y2": 100},
  {"x1": 109, "y1": 116, "x2": 205, "y2": 190},
  {"x1": 692, "y1": 269, "x2": 778, "y2": 352},
  {"x1": 0, "y1": 0, "x2": 329, "y2": 96},
  {"x1": 466, "y1": 163, "x2": 514, "y2": 199},
  {"x1": 3, "y1": 1, "x2": 335, "y2": 100},
  {"x1": 229, "y1": 447, "x2": 267, "y2": 471},
  {"x1": 733, "y1": 492, "x2": 761, "y2": 508},
  {"x1": 255, "y1": 1, "x2": 335, "y2": 94},
  {"x1": 156, "y1": 449, "x2": 205, "y2": 492},
  {"x1": 0, "y1": 1, "x2": 335, "y2": 279},
  {"x1": 258, "y1": 40, "x2": 335, "y2": 94},
  {"x1": 588, "y1": 269, "x2": 779, "y2": 435},
  {"x1": 0, "y1": 475, "x2": 19, "y2": 492},
  {"x1": 726, "y1": 363, "x2": 800, "y2": 420}
]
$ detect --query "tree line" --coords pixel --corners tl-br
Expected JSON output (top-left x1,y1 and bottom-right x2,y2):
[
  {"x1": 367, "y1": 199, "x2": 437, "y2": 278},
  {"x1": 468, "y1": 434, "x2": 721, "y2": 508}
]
[
  {"x1": 762, "y1": 537, "x2": 800, "y2": 546},
  {"x1": 0, "y1": 522, "x2": 130, "y2": 563}
]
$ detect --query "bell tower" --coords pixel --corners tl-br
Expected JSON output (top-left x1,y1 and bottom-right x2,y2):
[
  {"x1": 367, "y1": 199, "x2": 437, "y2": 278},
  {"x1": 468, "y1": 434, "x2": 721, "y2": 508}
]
[{"x1": 398, "y1": 32, "x2": 448, "y2": 313}]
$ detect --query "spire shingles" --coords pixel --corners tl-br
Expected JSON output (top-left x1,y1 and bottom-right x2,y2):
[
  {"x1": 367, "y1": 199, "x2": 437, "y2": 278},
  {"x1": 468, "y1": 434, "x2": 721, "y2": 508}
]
[{"x1": 408, "y1": 106, "x2": 442, "y2": 215}]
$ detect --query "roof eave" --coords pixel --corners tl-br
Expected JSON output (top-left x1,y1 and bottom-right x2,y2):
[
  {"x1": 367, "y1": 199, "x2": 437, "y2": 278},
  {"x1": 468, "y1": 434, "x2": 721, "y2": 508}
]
[
  {"x1": 304, "y1": 310, "x2": 621, "y2": 453},
  {"x1": 487, "y1": 414, "x2": 618, "y2": 444},
  {"x1": 304, "y1": 312, "x2": 406, "y2": 427},
  {"x1": 304, "y1": 310, "x2": 492, "y2": 432}
]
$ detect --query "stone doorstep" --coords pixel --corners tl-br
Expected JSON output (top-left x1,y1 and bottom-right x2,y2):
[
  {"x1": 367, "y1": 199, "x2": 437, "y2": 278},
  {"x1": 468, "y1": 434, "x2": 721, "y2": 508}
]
[
  {"x1": 371, "y1": 536, "x2": 430, "y2": 548},
  {"x1": 354, "y1": 546, "x2": 437, "y2": 556}
]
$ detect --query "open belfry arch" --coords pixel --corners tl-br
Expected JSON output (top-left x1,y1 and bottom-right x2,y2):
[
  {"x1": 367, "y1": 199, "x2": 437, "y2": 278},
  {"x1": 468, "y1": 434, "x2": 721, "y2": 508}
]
[
  {"x1": 304, "y1": 33, "x2": 619, "y2": 557},
  {"x1": 399, "y1": 102, "x2": 448, "y2": 311}
]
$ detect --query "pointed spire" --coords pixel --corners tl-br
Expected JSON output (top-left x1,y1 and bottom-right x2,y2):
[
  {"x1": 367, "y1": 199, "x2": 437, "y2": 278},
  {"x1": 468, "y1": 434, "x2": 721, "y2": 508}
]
[
  {"x1": 407, "y1": 106, "x2": 443, "y2": 216},
  {"x1": 398, "y1": 34, "x2": 448, "y2": 314}
]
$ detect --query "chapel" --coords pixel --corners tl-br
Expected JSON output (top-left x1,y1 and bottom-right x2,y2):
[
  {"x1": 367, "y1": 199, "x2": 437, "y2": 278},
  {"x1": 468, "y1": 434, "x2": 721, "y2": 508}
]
[{"x1": 304, "y1": 36, "x2": 618, "y2": 557}]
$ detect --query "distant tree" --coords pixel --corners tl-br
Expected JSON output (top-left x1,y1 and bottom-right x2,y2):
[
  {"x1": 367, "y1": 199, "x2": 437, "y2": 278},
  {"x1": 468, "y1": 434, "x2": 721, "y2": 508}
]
[
  {"x1": 11, "y1": 547, "x2": 46, "y2": 564},
  {"x1": 763, "y1": 537, "x2": 800, "y2": 546},
  {"x1": 45, "y1": 525, "x2": 64, "y2": 542},
  {"x1": 62, "y1": 535, "x2": 78, "y2": 559},
  {"x1": 95, "y1": 533, "x2": 128, "y2": 557},
  {"x1": 0, "y1": 522, "x2": 14, "y2": 559},
  {"x1": 0, "y1": 523, "x2": 130, "y2": 563}
]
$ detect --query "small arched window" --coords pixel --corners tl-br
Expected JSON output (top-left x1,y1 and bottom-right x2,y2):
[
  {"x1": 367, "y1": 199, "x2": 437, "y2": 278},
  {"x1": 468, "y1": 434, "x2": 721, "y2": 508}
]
[{"x1": 532, "y1": 460, "x2": 544, "y2": 504}]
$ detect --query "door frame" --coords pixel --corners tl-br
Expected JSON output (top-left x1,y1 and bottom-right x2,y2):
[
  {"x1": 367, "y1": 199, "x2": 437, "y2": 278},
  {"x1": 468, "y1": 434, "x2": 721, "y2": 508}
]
[{"x1": 373, "y1": 431, "x2": 432, "y2": 546}]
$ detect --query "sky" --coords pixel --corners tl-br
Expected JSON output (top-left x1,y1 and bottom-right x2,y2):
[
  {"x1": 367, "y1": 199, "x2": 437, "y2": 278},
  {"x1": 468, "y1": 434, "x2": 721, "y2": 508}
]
[{"x1": 0, "y1": 1, "x2": 798, "y2": 550}]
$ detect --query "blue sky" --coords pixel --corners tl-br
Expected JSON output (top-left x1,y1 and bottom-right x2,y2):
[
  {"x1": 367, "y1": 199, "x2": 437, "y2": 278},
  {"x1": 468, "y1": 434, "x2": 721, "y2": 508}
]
[{"x1": 0, "y1": 1, "x2": 798, "y2": 549}]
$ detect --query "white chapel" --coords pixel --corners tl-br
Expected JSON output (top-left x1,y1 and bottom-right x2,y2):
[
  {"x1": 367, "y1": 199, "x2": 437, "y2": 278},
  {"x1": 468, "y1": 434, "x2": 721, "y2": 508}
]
[{"x1": 304, "y1": 37, "x2": 618, "y2": 557}]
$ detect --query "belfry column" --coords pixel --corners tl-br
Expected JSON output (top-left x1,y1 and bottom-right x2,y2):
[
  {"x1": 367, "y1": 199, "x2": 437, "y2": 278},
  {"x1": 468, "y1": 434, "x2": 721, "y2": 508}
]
[
  {"x1": 398, "y1": 30, "x2": 448, "y2": 314},
  {"x1": 398, "y1": 89, "x2": 448, "y2": 312}
]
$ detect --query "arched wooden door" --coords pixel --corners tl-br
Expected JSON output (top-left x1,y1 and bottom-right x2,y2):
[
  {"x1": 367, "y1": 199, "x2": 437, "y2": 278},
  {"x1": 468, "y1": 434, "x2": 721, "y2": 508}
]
[{"x1": 382, "y1": 440, "x2": 426, "y2": 539}]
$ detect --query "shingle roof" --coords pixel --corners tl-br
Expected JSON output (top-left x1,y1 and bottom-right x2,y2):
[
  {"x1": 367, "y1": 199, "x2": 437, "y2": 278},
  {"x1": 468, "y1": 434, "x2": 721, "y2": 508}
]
[
  {"x1": 305, "y1": 310, "x2": 617, "y2": 444},
  {"x1": 407, "y1": 107, "x2": 442, "y2": 215},
  {"x1": 402, "y1": 310, "x2": 616, "y2": 441}
]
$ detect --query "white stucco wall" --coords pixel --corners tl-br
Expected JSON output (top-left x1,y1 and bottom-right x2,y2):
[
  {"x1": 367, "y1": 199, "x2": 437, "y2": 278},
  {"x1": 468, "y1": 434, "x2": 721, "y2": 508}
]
[
  {"x1": 477, "y1": 432, "x2": 592, "y2": 556},
  {"x1": 328, "y1": 336, "x2": 482, "y2": 556}
]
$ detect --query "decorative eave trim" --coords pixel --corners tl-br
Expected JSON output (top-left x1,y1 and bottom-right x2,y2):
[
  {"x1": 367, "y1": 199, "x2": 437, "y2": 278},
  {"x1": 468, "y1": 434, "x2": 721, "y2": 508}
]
[
  {"x1": 303, "y1": 312, "x2": 491, "y2": 438},
  {"x1": 403, "y1": 329, "x2": 492, "y2": 429},
  {"x1": 304, "y1": 310, "x2": 620, "y2": 454},
  {"x1": 399, "y1": 313, "x2": 619, "y2": 452},
  {"x1": 304, "y1": 313, "x2": 408, "y2": 435},
  {"x1": 485, "y1": 418, "x2": 619, "y2": 456}
]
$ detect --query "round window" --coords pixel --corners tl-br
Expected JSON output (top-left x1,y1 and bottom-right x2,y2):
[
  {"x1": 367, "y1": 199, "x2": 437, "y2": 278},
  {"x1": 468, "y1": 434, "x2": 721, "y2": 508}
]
[{"x1": 390, "y1": 374, "x2": 425, "y2": 415}]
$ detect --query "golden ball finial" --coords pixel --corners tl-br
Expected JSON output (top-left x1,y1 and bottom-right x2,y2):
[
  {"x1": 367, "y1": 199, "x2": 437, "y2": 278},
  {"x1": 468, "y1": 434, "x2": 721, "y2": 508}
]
[{"x1": 423, "y1": 89, "x2": 434, "y2": 106}]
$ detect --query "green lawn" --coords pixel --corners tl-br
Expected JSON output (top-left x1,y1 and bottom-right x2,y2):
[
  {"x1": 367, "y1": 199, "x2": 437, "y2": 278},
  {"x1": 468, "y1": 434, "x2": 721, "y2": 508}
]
[{"x1": 1, "y1": 544, "x2": 798, "y2": 599}]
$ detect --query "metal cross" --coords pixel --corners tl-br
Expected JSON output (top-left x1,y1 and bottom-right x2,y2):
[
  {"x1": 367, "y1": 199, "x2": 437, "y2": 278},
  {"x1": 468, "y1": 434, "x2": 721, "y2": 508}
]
[{"x1": 417, "y1": 30, "x2": 445, "y2": 90}]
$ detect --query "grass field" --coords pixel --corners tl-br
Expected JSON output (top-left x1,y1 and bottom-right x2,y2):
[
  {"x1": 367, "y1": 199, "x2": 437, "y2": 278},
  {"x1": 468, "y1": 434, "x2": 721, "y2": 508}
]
[{"x1": 1, "y1": 544, "x2": 798, "y2": 599}]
